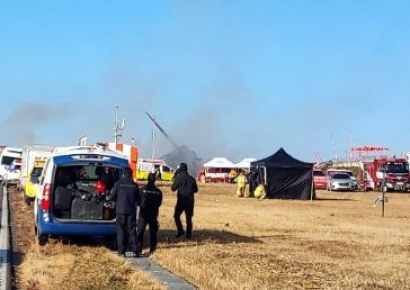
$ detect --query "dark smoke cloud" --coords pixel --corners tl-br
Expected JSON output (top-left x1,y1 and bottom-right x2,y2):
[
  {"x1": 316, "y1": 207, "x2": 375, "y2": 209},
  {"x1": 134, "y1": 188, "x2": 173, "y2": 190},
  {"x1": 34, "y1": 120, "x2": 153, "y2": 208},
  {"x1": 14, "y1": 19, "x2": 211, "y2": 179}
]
[
  {"x1": 167, "y1": 65, "x2": 256, "y2": 163},
  {"x1": 0, "y1": 101, "x2": 74, "y2": 146}
]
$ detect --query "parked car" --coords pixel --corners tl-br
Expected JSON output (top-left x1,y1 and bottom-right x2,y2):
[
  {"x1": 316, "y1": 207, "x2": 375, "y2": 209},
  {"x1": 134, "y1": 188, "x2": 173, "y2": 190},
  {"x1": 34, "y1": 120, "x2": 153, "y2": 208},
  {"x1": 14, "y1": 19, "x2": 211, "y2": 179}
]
[
  {"x1": 327, "y1": 169, "x2": 358, "y2": 190},
  {"x1": 34, "y1": 145, "x2": 130, "y2": 246},
  {"x1": 313, "y1": 170, "x2": 327, "y2": 190},
  {"x1": 2, "y1": 160, "x2": 22, "y2": 189},
  {"x1": 327, "y1": 173, "x2": 356, "y2": 191}
]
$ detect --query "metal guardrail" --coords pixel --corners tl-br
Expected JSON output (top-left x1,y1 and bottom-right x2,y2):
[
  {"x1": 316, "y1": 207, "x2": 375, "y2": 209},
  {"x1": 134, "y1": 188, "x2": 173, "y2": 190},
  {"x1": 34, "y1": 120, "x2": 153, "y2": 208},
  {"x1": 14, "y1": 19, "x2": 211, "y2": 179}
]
[{"x1": 0, "y1": 186, "x2": 11, "y2": 290}]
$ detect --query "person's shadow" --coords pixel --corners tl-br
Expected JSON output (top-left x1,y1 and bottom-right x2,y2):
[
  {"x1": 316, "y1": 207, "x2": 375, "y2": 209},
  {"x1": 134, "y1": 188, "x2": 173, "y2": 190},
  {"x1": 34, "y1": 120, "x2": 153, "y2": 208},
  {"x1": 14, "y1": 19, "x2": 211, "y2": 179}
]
[{"x1": 156, "y1": 228, "x2": 262, "y2": 248}]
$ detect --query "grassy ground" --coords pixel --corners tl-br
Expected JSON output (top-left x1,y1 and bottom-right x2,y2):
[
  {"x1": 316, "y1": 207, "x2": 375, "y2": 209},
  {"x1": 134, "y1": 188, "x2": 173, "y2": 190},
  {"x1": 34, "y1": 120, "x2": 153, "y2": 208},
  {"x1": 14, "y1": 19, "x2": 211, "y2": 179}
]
[
  {"x1": 9, "y1": 188, "x2": 165, "y2": 290},
  {"x1": 151, "y1": 183, "x2": 410, "y2": 289},
  {"x1": 10, "y1": 183, "x2": 410, "y2": 289}
]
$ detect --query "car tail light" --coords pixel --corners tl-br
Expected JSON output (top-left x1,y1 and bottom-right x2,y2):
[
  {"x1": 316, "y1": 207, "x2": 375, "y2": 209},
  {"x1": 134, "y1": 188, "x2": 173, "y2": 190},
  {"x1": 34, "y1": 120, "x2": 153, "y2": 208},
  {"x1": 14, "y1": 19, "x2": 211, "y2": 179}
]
[{"x1": 41, "y1": 183, "x2": 51, "y2": 211}]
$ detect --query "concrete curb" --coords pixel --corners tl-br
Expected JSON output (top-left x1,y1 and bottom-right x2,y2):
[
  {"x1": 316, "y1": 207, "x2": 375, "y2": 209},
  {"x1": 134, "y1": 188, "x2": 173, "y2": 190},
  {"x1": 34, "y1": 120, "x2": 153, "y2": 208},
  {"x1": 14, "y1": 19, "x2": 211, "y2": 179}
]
[{"x1": 0, "y1": 187, "x2": 10, "y2": 290}]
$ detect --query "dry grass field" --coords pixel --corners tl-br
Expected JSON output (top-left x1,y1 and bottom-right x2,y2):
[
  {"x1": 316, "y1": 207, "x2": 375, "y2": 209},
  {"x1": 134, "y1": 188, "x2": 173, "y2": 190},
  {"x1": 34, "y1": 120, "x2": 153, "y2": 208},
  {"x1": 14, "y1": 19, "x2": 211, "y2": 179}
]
[
  {"x1": 9, "y1": 188, "x2": 165, "y2": 290},
  {"x1": 10, "y1": 183, "x2": 410, "y2": 289}
]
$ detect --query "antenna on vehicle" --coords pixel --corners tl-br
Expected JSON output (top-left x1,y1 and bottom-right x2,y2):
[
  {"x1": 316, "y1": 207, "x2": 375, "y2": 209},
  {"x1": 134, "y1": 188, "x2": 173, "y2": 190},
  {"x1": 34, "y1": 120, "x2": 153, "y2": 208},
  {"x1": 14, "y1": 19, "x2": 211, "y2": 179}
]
[{"x1": 114, "y1": 106, "x2": 125, "y2": 145}]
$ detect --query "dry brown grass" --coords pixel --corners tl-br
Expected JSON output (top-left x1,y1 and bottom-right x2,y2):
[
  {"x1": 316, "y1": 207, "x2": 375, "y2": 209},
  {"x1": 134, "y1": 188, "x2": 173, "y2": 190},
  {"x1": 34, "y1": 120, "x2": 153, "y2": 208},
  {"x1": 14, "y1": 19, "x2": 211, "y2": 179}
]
[
  {"x1": 9, "y1": 189, "x2": 166, "y2": 290},
  {"x1": 10, "y1": 182, "x2": 410, "y2": 289},
  {"x1": 150, "y1": 183, "x2": 410, "y2": 289}
]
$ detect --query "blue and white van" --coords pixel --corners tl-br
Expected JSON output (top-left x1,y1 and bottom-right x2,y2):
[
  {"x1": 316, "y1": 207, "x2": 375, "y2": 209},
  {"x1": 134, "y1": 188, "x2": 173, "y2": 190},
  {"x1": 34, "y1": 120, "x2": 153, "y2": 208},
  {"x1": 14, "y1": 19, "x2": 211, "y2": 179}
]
[{"x1": 34, "y1": 144, "x2": 130, "y2": 246}]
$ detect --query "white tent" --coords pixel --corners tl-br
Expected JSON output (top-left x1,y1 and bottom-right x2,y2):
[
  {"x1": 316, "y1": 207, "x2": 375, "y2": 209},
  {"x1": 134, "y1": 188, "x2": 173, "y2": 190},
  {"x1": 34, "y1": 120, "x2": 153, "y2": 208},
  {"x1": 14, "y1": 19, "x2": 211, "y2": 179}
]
[
  {"x1": 203, "y1": 157, "x2": 235, "y2": 168},
  {"x1": 203, "y1": 157, "x2": 235, "y2": 182},
  {"x1": 235, "y1": 158, "x2": 257, "y2": 170}
]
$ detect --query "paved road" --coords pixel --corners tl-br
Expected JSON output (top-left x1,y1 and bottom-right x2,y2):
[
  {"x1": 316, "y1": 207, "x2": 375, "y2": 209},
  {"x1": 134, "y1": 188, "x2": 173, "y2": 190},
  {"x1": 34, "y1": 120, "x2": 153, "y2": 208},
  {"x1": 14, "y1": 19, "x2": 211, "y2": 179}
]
[
  {"x1": 126, "y1": 256, "x2": 197, "y2": 290},
  {"x1": 0, "y1": 186, "x2": 11, "y2": 290}
]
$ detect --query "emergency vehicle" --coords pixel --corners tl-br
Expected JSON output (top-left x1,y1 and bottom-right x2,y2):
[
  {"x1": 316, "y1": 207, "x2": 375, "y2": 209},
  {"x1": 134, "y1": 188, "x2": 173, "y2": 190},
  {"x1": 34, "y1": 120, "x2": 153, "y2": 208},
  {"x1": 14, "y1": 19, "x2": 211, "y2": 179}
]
[
  {"x1": 23, "y1": 156, "x2": 47, "y2": 205},
  {"x1": 2, "y1": 159, "x2": 22, "y2": 188},
  {"x1": 35, "y1": 144, "x2": 130, "y2": 246},
  {"x1": 136, "y1": 158, "x2": 175, "y2": 181},
  {"x1": 364, "y1": 157, "x2": 410, "y2": 191},
  {"x1": 0, "y1": 147, "x2": 22, "y2": 181},
  {"x1": 19, "y1": 145, "x2": 54, "y2": 192}
]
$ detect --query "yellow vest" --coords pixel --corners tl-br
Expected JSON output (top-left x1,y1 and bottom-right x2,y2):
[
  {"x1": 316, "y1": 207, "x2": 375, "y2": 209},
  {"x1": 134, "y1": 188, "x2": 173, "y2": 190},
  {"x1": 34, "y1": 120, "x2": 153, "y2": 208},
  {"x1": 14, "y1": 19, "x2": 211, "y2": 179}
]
[{"x1": 237, "y1": 175, "x2": 246, "y2": 187}]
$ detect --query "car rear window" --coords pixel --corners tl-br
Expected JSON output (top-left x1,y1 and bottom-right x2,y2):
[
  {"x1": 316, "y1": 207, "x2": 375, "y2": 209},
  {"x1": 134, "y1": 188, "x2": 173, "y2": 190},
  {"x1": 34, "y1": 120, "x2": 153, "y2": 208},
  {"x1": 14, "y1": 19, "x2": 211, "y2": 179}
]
[
  {"x1": 1, "y1": 156, "x2": 17, "y2": 166},
  {"x1": 332, "y1": 174, "x2": 349, "y2": 179},
  {"x1": 313, "y1": 170, "x2": 325, "y2": 176}
]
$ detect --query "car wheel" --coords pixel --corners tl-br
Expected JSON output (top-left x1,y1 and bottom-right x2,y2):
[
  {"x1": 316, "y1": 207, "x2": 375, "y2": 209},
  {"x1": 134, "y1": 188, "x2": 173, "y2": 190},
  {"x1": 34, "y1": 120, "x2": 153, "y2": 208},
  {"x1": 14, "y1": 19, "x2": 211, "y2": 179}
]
[
  {"x1": 36, "y1": 222, "x2": 48, "y2": 246},
  {"x1": 37, "y1": 231, "x2": 48, "y2": 246},
  {"x1": 103, "y1": 235, "x2": 117, "y2": 250}
]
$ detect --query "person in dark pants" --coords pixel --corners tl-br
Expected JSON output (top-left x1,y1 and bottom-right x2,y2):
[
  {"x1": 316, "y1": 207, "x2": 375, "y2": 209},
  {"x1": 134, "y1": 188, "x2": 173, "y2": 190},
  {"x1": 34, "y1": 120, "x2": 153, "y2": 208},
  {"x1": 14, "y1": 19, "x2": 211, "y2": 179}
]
[
  {"x1": 171, "y1": 163, "x2": 198, "y2": 239},
  {"x1": 136, "y1": 173, "x2": 163, "y2": 256},
  {"x1": 108, "y1": 167, "x2": 140, "y2": 257},
  {"x1": 248, "y1": 171, "x2": 258, "y2": 198}
]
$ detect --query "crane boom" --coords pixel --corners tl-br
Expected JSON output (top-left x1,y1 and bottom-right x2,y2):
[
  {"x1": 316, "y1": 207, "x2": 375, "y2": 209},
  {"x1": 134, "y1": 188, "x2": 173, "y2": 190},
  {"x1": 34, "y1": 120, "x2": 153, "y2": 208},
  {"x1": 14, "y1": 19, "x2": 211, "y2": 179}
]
[{"x1": 146, "y1": 112, "x2": 179, "y2": 149}]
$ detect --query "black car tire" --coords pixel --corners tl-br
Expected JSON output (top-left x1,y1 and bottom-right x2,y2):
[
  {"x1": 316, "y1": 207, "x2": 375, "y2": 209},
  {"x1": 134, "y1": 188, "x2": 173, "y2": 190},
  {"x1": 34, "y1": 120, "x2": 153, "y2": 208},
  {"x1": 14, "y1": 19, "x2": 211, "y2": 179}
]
[{"x1": 37, "y1": 232, "x2": 48, "y2": 246}]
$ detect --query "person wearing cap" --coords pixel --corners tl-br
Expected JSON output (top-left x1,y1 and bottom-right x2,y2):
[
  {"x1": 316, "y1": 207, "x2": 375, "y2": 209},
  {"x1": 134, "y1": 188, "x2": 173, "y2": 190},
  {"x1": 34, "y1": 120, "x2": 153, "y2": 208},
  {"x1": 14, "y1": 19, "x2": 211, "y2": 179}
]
[
  {"x1": 108, "y1": 167, "x2": 140, "y2": 257},
  {"x1": 171, "y1": 163, "x2": 198, "y2": 239},
  {"x1": 136, "y1": 173, "x2": 163, "y2": 256}
]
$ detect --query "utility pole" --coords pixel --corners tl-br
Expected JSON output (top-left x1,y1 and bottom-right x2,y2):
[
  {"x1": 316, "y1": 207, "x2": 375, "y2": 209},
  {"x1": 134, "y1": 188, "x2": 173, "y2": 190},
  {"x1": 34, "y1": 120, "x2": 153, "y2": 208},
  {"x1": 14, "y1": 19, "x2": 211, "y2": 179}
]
[{"x1": 114, "y1": 106, "x2": 125, "y2": 145}]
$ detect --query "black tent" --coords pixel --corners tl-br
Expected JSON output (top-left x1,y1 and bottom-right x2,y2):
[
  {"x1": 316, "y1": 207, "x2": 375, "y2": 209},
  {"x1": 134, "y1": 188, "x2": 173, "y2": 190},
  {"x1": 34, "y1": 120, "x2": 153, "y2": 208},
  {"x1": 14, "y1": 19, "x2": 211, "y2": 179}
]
[{"x1": 251, "y1": 148, "x2": 315, "y2": 200}]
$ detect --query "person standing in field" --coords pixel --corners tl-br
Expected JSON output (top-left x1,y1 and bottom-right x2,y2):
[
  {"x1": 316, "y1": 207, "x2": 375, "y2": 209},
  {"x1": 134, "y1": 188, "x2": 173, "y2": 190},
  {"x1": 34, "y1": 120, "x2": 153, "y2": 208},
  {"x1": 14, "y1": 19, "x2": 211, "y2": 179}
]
[
  {"x1": 136, "y1": 173, "x2": 163, "y2": 256},
  {"x1": 171, "y1": 163, "x2": 198, "y2": 239},
  {"x1": 108, "y1": 167, "x2": 140, "y2": 257},
  {"x1": 235, "y1": 170, "x2": 248, "y2": 197},
  {"x1": 229, "y1": 168, "x2": 237, "y2": 183}
]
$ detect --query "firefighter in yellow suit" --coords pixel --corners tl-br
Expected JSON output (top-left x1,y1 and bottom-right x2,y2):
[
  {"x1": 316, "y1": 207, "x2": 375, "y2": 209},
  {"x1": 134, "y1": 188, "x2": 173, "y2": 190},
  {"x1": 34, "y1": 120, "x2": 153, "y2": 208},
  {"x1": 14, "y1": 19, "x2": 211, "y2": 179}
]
[
  {"x1": 229, "y1": 169, "x2": 237, "y2": 183},
  {"x1": 235, "y1": 171, "x2": 248, "y2": 197},
  {"x1": 253, "y1": 183, "x2": 267, "y2": 200}
]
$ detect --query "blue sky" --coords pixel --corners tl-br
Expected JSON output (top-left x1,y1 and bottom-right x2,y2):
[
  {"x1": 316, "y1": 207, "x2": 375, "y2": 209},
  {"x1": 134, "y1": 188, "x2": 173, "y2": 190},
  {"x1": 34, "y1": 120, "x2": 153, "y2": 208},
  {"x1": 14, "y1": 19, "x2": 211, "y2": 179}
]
[{"x1": 1, "y1": 1, "x2": 410, "y2": 163}]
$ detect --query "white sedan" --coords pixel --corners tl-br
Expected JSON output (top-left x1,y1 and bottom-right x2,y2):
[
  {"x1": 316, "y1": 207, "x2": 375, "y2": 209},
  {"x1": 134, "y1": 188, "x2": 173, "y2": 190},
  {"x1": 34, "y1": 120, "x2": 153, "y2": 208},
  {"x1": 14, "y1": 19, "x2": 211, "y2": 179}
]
[{"x1": 327, "y1": 173, "x2": 356, "y2": 191}]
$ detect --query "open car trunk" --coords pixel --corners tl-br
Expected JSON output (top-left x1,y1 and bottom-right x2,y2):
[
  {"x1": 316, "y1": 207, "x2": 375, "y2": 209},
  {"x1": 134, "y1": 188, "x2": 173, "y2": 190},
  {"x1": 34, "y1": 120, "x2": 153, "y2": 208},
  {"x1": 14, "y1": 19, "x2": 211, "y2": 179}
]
[{"x1": 51, "y1": 163, "x2": 120, "y2": 222}]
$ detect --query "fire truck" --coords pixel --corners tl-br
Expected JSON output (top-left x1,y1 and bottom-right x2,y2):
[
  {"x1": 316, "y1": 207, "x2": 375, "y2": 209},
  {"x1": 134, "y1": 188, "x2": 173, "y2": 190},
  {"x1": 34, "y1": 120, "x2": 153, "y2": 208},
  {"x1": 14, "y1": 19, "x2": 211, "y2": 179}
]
[{"x1": 364, "y1": 157, "x2": 410, "y2": 192}]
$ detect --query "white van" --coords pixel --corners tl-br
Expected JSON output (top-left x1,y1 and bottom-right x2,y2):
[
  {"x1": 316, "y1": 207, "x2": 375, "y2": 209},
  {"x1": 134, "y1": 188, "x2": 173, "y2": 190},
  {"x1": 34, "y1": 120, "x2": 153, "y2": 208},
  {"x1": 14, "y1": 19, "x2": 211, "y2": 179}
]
[
  {"x1": 2, "y1": 159, "x2": 22, "y2": 188},
  {"x1": 0, "y1": 147, "x2": 23, "y2": 181}
]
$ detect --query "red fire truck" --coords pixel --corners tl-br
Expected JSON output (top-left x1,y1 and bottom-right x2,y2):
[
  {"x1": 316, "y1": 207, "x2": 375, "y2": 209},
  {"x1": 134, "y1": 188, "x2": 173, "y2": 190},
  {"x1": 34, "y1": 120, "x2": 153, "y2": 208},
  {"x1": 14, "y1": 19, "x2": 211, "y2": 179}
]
[{"x1": 364, "y1": 157, "x2": 410, "y2": 192}]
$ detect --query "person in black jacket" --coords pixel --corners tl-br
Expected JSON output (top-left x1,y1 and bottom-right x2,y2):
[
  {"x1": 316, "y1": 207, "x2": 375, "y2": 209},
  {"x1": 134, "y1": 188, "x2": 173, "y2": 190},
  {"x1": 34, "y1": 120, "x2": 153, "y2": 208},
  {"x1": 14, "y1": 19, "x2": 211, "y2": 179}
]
[
  {"x1": 136, "y1": 173, "x2": 162, "y2": 256},
  {"x1": 171, "y1": 163, "x2": 198, "y2": 239},
  {"x1": 108, "y1": 167, "x2": 140, "y2": 257}
]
